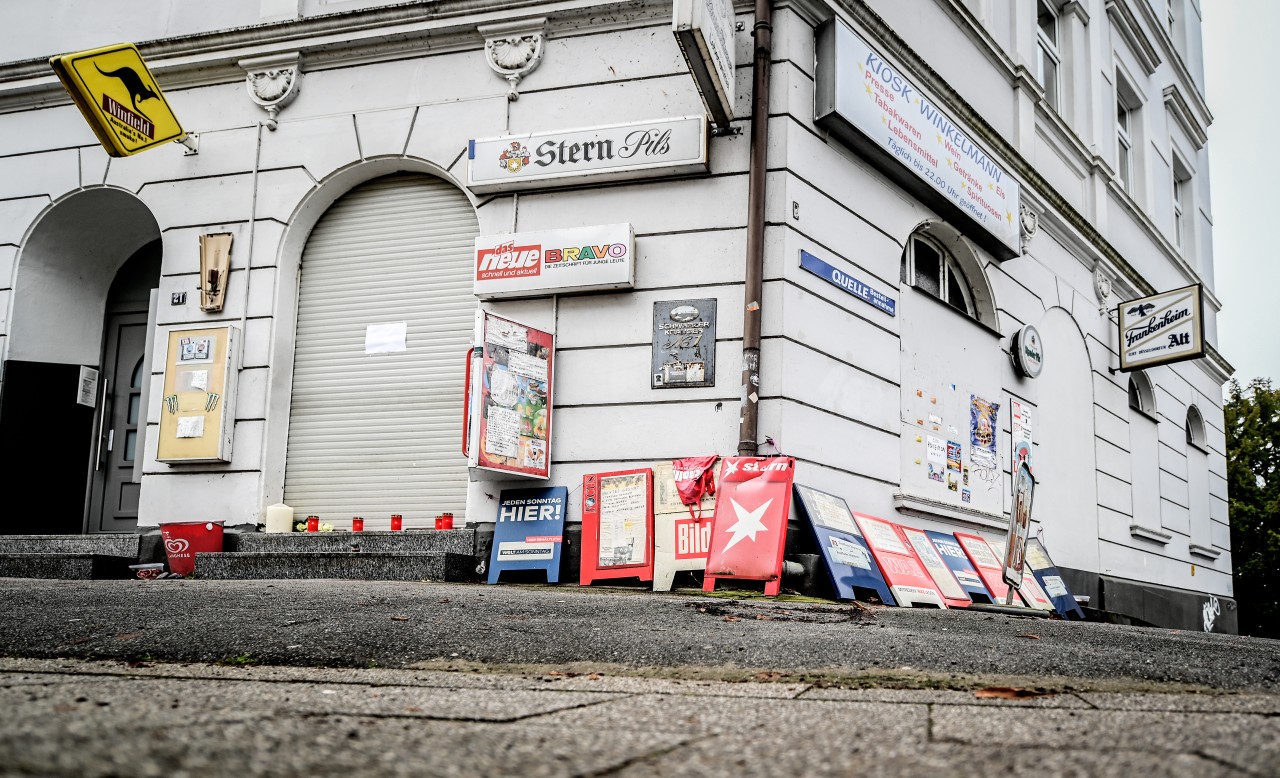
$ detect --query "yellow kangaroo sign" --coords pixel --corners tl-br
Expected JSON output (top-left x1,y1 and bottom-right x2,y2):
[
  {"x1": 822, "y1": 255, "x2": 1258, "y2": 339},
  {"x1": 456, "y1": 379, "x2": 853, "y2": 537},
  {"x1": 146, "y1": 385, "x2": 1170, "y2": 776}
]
[{"x1": 49, "y1": 43, "x2": 185, "y2": 157}]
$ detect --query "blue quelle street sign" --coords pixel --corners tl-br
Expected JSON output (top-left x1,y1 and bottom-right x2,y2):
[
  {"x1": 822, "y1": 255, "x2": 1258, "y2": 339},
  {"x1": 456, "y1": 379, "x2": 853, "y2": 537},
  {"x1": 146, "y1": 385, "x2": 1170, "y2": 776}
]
[
  {"x1": 792, "y1": 484, "x2": 895, "y2": 605},
  {"x1": 799, "y1": 249, "x2": 896, "y2": 316},
  {"x1": 488, "y1": 486, "x2": 568, "y2": 584},
  {"x1": 925, "y1": 530, "x2": 995, "y2": 604}
]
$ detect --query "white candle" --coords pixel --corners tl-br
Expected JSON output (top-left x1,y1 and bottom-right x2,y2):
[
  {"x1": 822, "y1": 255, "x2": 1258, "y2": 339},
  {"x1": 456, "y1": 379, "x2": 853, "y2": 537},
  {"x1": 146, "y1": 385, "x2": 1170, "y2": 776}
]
[{"x1": 264, "y1": 503, "x2": 294, "y2": 533}]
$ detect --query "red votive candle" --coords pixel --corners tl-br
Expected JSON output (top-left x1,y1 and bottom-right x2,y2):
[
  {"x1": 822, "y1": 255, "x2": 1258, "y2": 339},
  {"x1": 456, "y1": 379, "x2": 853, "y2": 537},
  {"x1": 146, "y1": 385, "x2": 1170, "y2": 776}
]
[
  {"x1": 306, "y1": 515, "x2": 319, "y2": 532},
  {"x1": 352, "y1": 517, "x2": 364, "y2": 532},
  {"x1": 391, "y1": 514, "x2": 403, "y2": 531}
]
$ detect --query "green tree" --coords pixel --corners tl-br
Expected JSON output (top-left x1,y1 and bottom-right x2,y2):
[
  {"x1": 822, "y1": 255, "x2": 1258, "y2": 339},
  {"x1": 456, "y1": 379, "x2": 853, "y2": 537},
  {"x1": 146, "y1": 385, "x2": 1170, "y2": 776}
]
[{"x1": 1225, "y1": 378, "x2": 1280, "y2": 638}]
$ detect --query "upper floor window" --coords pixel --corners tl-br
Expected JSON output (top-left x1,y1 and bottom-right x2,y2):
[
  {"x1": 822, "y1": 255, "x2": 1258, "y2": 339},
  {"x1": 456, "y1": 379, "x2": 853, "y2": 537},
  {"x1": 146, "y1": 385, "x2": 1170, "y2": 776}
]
[
  {"x1": 1037, "y1": 1, "x2": 1062, "y2": 111},
  {"x1": 903, "y1": 233, "x2": 976, "y2": 319},
  {"x1": 1172, "y1": 158, "x2": 1192, "y2": 250},
  {"x1": 1117, "y1": 99, "x2": 1134, "y2": 194}
]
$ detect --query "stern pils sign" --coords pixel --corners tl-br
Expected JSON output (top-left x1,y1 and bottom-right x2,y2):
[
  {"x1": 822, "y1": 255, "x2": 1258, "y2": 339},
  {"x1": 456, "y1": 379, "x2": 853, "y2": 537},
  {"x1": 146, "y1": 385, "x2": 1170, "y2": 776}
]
[
  {"x1": 474, "y1": 223, "x2": 635, "y2": 299},
  {"x1": 1117, "y1": 284, "x2": 1205, "y2": 371},
  {"x1": 468, "y1": 116, "x2": 709, "y2": 193}
]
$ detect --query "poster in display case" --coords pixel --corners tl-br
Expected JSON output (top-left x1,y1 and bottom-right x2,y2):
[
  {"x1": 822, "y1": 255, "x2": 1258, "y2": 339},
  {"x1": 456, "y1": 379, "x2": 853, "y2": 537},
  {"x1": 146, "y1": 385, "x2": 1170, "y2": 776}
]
[
  {"x1": 156, "y1": 325, "x2": 239, "y2": 463},
  {"x1": 465, "y1": 311, "x2": 554, "y2": 480}
]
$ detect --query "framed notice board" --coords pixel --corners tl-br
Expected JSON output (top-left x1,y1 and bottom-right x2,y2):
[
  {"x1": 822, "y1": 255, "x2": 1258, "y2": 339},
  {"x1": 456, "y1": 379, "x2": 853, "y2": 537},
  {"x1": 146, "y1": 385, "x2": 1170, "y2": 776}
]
[
  {"x1": 580, "y1": 468, "x2": 654, "y2": 585},
  {"x1": 156, "y1": 325, "x2": 239, "y2": 463}
]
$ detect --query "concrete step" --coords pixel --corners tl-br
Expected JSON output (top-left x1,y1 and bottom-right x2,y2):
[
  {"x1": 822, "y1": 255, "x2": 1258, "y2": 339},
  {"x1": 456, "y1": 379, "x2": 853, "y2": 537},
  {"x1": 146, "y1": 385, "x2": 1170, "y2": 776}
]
[
  {"x1": 234, "y1": 529, "x2": 476, "y2": 556},
  {"x1": 194, "y1": 551, "x2": 476, "y2": 582},
  {"x1": 0, "y1": 534, "x2": 140, "y2": 558},
  {"x1": 0, "y1": 553, "x2": 135, "y2": 580}
]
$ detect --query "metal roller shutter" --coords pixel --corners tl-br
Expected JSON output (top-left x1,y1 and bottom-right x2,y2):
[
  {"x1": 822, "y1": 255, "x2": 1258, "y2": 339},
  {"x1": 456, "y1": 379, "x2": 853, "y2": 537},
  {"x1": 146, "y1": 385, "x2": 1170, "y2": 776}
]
[{"x1": 284, "y1": 173, "x2": 477, "y2": 527}]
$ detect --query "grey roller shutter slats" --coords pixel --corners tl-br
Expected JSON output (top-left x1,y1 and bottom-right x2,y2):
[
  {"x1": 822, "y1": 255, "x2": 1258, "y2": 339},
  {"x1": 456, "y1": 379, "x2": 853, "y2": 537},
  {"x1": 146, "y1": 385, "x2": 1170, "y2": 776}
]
[{"x1": 284, "y1": 174, "x2": 477, "y2": 526}]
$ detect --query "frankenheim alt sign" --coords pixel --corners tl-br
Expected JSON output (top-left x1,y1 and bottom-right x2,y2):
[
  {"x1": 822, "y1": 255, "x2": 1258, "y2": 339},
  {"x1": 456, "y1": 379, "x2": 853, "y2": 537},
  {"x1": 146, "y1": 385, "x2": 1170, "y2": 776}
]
[
  {"x1": 815, "y1": 21, "x2": 1021, "y2": 260},
  {"x1": 1117, "y1": 284, "x2": 1205, "y2": 371}
]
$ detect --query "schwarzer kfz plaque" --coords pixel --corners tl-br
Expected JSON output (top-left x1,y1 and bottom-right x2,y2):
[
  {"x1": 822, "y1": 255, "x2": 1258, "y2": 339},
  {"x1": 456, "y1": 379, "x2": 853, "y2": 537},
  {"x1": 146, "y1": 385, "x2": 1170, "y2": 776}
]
[{"x1": 652, "y1": 299, "x2": 716, "y2": 389}]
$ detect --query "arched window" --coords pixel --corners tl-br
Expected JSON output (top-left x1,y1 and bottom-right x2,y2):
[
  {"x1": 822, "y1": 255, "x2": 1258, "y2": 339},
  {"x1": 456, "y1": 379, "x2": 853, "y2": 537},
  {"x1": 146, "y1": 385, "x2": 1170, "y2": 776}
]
[
  {"x1": 901, "y1": 223, "x2": 997, "y2": 327},
  {"x1": 1127, "y1": 371, "x2": 1161, "y2": 533},
  {"x1": 1186, "y1": 405, "x2": 1206, "y2": 449},
  {"x1": 1127, "y1": 373, "x2": 1154, "y2": 416}
]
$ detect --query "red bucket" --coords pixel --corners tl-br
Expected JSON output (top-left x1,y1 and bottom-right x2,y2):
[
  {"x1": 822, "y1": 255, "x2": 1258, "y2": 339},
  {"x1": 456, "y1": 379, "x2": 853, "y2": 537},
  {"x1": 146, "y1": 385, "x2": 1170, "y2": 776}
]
[{"x1": 160, "y1": 521, "x2": 225, "y2": 577}]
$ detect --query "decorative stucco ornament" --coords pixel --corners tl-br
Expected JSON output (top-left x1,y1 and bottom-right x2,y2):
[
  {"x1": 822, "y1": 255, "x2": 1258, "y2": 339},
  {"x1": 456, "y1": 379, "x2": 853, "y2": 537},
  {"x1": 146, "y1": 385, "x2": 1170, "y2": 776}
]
[
  {"x1": 1094, "y1": 265, "x2": 1114, "y2": 314},
  {"x1": 479, "y1": 18, "x2": 546, "y2": 101},
  {"x1": 1018, "y1": 203, "x2": 1039, "y2": 254},
  {"x1": 238, "y1": 52, "x2": 302, "y2": 130}
]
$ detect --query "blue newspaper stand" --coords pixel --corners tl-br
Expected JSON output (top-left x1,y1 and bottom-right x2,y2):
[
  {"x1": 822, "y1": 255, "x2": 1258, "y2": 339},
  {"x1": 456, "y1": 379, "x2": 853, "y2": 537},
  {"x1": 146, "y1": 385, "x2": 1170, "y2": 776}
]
[
  {"x1": 1025, "y1": 537, "x2": 1086, "y2": 619},
  {"x1": 926, "y1": 530, "x2": 995, "y2": 604},
  {"x1": 793, "y1": 484, "x2": 895, "y2": 605},
  {"x1": 488, "y1": 486, "x2": 568, "y2": 584}
]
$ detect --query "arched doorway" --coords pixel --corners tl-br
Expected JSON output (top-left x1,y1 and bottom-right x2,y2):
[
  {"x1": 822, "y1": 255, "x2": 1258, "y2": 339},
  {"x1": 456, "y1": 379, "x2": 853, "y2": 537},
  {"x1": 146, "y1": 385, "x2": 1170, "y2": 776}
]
[
  {"x1": 0, "y1": 188, "x2": 161, "y2": 534},
  {"x1": 1034, "y1": 307, "x2": 1099, "y2": 573},
  {"x1": 283, "y1": 173, "x2": 478, "y2": 527}
]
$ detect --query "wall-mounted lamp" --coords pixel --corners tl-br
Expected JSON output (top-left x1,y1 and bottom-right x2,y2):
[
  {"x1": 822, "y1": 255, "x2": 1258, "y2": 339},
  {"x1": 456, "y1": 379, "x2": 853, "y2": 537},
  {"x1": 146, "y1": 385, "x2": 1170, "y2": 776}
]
[{"x1": 199, "y1": 232, "x2": 233, "y2": 312}]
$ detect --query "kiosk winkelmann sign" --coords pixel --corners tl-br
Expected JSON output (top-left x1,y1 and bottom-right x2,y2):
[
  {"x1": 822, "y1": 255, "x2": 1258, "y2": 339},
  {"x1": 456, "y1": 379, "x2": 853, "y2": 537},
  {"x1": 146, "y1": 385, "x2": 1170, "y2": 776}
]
[
  {"x1": 792, "y1": 484, "x2": 895, "y2": 605},
  {"x1": 703, "y1": 457, "x2": 796, "y2": 595},
  {"x1": 488, "y1": 486, "x2": 567, "y2": 584},
  {"x1": 50, "y1": 43, "x2": 186, "y2": 157},
  {"x1": 815, "y1": 20, "x2": 1021, "y2": 259}
]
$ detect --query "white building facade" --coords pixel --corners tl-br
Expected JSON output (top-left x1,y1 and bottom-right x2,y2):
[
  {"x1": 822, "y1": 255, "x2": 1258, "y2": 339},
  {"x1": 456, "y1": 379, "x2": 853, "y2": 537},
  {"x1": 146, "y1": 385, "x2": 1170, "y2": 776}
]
[{"x1": 0, "y1": 0, "x2": 1232, "y2": 630}]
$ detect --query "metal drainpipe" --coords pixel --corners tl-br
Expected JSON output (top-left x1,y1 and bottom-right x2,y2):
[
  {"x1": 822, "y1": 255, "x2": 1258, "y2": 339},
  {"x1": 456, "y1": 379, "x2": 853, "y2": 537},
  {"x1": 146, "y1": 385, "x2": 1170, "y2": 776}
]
[{"x1": 738, "y1": 0, "x2": 772, "y2": 457}]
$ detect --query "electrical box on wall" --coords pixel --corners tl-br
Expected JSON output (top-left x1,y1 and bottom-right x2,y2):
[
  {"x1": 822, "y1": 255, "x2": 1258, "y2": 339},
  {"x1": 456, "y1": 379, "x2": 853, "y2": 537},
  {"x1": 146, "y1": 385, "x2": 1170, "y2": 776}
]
[{"x1": 156, "y1": 324, "x2": 240, "y2": 464}]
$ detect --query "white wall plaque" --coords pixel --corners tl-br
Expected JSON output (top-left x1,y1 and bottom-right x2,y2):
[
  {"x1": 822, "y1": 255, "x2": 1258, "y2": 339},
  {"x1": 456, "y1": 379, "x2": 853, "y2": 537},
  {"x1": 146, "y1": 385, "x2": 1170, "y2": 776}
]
[{"x1": 468, "y1": 116, "x2": 708, "y2": 193}]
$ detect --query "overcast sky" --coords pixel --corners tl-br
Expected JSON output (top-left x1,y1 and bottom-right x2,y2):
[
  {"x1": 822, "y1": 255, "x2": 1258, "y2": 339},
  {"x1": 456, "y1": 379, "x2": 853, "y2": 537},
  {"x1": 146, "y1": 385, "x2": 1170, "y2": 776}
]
[{"x1": 1202, "y1": 1, "x2": 1278, "y2": 387}]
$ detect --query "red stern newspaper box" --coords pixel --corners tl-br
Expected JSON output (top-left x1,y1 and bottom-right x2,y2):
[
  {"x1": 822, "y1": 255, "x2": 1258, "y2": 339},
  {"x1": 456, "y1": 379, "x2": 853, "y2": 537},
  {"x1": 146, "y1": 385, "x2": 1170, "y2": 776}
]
[{"x1": 703, "y1": 457, "x2": 795, "y2": 595}]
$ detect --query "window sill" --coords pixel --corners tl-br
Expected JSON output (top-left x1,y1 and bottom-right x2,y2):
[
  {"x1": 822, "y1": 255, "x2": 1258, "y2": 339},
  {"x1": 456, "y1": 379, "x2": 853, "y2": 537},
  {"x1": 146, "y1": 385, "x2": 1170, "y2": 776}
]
[
  {"x1": 893, "y1": 493, "x2": 1006, "y2": 532},
  {"x1": 1188, "y1": 543, "x2": 1221, "y2": 561},
  {"x1": 904, "y1": 285, "x2": 1002, "y2": 339},
  {"x1": 1129, "y1": 524, "x2": 1172, "y2": 545}
]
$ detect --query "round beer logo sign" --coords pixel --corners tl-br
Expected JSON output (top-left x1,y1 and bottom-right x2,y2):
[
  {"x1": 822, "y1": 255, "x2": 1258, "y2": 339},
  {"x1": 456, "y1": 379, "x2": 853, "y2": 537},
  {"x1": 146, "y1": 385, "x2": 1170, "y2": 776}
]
[{"x1": 1012, "y1": 324, "x2": 1044, "y2": 379}]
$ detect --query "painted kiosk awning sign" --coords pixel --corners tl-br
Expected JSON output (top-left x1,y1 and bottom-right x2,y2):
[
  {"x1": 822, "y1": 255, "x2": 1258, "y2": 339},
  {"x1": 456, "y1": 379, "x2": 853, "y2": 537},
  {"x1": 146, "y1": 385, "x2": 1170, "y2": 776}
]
[
  {"x1": 474, "y1": 223, "x2": 635, "y2": 300},
  {"x1": 815, "y1": 21, "x2": 1021, "y2": 259},
  {"x1": 50, "y1": 43, "x2": 185, "y2": 157},
  {"x1": 1117, "y1": 284, "x2": 1205, "y2": 371},
  {"x1": 468, "y1": 116, "x2": 709, "y2": 194}
]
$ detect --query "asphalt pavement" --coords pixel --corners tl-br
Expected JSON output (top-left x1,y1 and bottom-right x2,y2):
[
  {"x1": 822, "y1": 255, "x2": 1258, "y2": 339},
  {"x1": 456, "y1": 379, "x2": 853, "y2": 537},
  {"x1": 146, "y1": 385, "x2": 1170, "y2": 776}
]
[{"x1": 2, "y1": 577, "x2": 1278, "y2": 777}]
